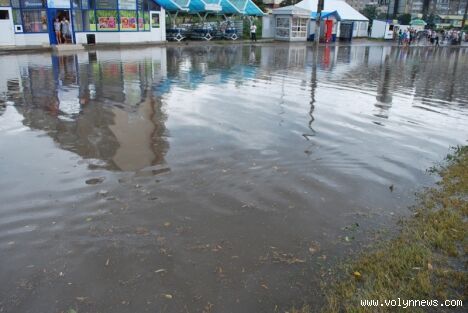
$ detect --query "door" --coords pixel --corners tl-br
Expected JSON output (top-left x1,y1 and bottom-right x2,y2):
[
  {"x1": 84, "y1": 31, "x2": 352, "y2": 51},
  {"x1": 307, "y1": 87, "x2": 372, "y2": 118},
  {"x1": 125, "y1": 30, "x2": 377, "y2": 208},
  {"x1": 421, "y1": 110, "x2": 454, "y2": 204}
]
[
  {"x1": 48, "y1": 9, "x2": 74, "y2": 45},
  {"x1": 325, "y1": 20, "x2": 333, "y2": 43},
  {"x1": 0, "y1": 8, "x2": 15, "y2": 46},
  {"x1": 150, "y1": 11, "x2": 163, "y2": 41}
]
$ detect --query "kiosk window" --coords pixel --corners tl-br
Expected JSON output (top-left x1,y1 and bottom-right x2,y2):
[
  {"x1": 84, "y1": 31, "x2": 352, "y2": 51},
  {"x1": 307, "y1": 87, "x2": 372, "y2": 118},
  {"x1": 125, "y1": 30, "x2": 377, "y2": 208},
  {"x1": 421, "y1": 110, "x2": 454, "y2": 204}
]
[{"x1": 0, "y1": 10, "x2": 9, "y2": 20}]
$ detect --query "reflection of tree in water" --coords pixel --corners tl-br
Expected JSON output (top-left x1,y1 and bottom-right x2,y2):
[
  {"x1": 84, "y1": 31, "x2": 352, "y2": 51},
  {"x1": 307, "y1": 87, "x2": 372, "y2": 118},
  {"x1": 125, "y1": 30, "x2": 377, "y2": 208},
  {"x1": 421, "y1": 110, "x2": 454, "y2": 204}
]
[{"x1": 9, "y1": 54, "x2": 169, "y2": 172}]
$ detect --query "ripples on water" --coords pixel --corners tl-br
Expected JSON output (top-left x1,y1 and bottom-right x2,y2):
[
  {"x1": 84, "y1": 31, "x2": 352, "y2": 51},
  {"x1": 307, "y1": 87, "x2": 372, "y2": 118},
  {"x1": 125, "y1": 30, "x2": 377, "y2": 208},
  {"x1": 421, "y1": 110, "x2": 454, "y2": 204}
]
[{"x1": 0, "y1": 45, "x2": 467, "y2": 312}]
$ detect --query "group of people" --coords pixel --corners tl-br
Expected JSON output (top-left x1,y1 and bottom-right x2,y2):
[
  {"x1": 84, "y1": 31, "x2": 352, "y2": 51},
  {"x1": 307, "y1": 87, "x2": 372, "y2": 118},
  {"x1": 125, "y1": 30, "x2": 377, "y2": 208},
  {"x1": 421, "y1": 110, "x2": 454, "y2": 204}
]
[
  {"x1": 397, "y1": 27, "x2": 466, "y2": 47},
  {"x1": 54, "y1": 16, "x2": 72, "y2": 44},
  {"x1": 397, "y1": 28, "x2": 418, "y2": 46}
]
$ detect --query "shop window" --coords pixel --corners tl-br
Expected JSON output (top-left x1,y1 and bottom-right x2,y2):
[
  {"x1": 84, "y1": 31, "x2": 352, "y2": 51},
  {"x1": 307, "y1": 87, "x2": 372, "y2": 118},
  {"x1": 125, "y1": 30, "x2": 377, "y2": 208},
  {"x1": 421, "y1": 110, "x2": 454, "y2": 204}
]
[
  {"x1": 72, "y1": 9, "x2": 83, "y2": 31},
  {"x1": 120, "y1": 10, "x2": 137, "y2": 31},
  {"x1": 83, "y1": 9, "x2": 96, "y2": 31},
  {"x1": 20, "y1": 0, "x2": 46, "y2": 8},
  {"x1": 96, "y1": 10, "x2": 118, "y2": 31},
  {"x1": 72, "y1": 0, "x2": 79, "y2": 8},
  {"x1": 119, "y1": 0, "x2": 136, "y2": 9},
  {"x1": 22, "y1": 9, "x2": 47, "y2": 32},
  {"x1": 291, "y1": 18, "x2": 307, "y2": 38},
  {"x1": 0, "y1": 0, "x2": 10, "y2": 6},
  {"x1": 143, "y1": 11, "x2": 149, "y2": 30},
  {"x1": 276, "y1": 17, "x2": 289, "y2": 38},
  {"x1": 96, "y1": 0, "x2": 117, "y2": 9},
  {"x1": 11, "y1": 0, "x2": 20, "y2": 8},
  {"x1": 12, "y1": 9, "x2": 21, "y2": 24},
  {"x1": 81, "y1": 0, "x2": 90, "y2": 9},
  {"x1": 0, "y1": 10, "x2": 9, "y2": 19}
]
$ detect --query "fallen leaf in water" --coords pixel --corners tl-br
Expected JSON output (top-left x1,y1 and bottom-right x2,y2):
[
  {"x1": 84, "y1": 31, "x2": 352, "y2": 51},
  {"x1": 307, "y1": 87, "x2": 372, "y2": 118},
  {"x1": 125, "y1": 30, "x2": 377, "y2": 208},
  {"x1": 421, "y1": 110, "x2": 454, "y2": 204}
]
[
  {"x1": 136, "y1": 227, "x2": 149, "y2": 235},
  {"x1": 154, "y1": 269, "x2": 167, "y2": 273},
  {"x1": 67, "y1": 309, "x2": 77, "y2": 313},
  {"x1": 163, "y1": 294, "x2": 173, "y2": 299},
  {"x1": 85, "y1": 177, "x2": 104, "y2": 185},
  {"x1": 353, "y1": 271, "x2": 361, "y2": 280},
  {"x1": 76, "y1": 297, "x2": 87, "y2": 302},
  {"x1": 163, "y1": 222, "x2": 171, "y2": 227},
  {"x1": 261, "y1": 284, "x2": 269, "y2": 290},
  {"x1": 428, "y1": 262, "x2": 433, "y2": 270},
  {"x1": 105, "y1": 258, "x2": 110, "y2": 266}
]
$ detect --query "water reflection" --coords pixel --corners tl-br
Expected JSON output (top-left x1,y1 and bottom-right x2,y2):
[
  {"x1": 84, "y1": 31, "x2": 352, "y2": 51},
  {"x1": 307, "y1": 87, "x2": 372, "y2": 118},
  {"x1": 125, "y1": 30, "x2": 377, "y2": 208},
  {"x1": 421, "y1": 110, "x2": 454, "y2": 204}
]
[{"x1": 0, "y1": 44, "x2": 467, "y2": 313}]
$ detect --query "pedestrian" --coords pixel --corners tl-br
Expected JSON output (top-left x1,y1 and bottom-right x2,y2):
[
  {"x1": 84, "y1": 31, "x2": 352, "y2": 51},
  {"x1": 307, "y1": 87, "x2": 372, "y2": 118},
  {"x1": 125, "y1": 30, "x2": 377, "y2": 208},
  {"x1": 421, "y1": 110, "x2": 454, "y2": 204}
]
[
  {"x1": 54, "y1": 17, "x2": 62, "y2": 44},
  {"x1": 398, "y1": 29, "x2": 403, "y2": 46},
  {"x1": 250, "y1": 23, "x2": 257, "y2": 42},
  {"x1": 61, "y1": 17, "x2": 71, "y2": 43}
]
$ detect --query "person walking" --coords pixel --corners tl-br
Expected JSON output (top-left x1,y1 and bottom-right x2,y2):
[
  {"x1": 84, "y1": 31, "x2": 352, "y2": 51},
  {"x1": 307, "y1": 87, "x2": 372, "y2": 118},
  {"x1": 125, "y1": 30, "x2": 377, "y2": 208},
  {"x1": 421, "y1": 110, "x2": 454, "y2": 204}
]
[
  {"x1": 54, "y1": 17, "x2": 62, "y2": 44},
  {"x1": 250, "y1": 23, "x2": 257, "y2": 42}
]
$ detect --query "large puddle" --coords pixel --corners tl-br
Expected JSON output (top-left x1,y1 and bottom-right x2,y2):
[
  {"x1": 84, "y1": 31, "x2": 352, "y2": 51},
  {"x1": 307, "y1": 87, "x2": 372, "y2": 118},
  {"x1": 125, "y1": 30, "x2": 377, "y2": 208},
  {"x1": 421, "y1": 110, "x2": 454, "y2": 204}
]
[{"x1": 0, "y1": 44, "x2": 467, "y2": 312}]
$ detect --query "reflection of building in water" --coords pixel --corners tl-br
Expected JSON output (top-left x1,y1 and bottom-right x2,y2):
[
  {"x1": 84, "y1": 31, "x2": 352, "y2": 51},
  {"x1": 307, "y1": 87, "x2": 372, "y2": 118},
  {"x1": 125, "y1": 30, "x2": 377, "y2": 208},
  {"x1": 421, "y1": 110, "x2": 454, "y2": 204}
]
[{"x1": 6, "y1": 49, "x2": 169, "y2": 172}]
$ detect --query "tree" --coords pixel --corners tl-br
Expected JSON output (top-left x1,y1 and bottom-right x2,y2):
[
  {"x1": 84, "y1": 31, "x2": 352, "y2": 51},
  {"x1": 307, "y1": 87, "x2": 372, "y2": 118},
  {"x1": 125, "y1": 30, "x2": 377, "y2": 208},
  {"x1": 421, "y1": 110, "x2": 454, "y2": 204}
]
[
  {"x1": 361, "y1": 4, "x2": 379, "y2": 21},
  {"x1": 398, "y1": 13, "x2": 412, "y2": 25}
]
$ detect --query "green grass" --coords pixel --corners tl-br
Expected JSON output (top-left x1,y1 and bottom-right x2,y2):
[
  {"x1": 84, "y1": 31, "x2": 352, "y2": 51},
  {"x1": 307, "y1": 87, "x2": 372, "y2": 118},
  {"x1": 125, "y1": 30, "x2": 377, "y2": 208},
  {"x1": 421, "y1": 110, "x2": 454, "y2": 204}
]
[{"x1": 293, "y1": 146, "x2": 468, "y2": 313}]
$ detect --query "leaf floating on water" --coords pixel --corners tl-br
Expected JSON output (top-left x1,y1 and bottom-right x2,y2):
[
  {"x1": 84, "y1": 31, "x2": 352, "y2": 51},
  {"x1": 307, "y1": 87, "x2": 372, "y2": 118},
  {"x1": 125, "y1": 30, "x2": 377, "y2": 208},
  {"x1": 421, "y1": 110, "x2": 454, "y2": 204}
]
[
  {"x1": 163, "y1": 222, "x2": 171, "y2": 227},
  {"x1": 261, "y1": 284, "x2": 269, "y2": 290},
  {"x1": 162, "y1": 294, "x2": 173, "y2": 299},
  {"x1": 154, "y1": 269, "x2": 167, "y2": 273},
  {"x1": 76, "y1": 297, "x2": 87, "y2": 302},
  {"x1": 353, "y1": 271, "x2": 362, "y2": 279},
  {"x1": 105, "y1": 258, "x2": 110, "y2": 266},
  {"x1": 67, "y1": 309, "x2": 77, "y2": 313},
  {"x1": 427, "y1": 262, "x2": 433, "y2": 270}
]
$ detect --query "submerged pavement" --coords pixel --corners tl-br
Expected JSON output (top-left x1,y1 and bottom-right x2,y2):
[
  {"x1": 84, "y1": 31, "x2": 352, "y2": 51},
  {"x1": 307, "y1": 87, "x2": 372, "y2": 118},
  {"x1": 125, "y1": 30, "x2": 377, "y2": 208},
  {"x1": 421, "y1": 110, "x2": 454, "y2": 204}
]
[{"x1": 0, "y1": 44, "x2": 467, "y2": 313}]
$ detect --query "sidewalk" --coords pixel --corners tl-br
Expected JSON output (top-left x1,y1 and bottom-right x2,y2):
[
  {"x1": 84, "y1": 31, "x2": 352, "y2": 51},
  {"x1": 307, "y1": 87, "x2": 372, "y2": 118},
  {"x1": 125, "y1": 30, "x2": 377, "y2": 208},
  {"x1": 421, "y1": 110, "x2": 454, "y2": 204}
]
[{"x1": 1, "y1": 38, "x2": 467, "y2": 55}]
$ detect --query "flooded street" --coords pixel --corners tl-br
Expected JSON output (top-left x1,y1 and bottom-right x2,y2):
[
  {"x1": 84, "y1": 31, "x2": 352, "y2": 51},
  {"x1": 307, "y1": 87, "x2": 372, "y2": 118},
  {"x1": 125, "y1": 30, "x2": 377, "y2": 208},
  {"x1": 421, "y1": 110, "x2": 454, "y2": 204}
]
[{"x1": 0, "y1": 44, "x2": 467, "y2": 313}]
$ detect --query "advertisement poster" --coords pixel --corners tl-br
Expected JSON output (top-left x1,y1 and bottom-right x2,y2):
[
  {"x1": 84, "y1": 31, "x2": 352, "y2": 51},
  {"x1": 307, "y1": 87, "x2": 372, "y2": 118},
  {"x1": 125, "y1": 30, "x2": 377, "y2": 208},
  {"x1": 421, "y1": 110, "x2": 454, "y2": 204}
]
[
  {"x1": 99, "y1": 17, "x2": 117, "y2": 30},
  {"x1": 151, "y1": 13, "x2": 159, "y2": 28},
  {"x1": 121, "y1": 16, "x2": 137, "y2": 30},
  {"x1": 138, "y1": 17, "x2": 144, "y2": 30}
]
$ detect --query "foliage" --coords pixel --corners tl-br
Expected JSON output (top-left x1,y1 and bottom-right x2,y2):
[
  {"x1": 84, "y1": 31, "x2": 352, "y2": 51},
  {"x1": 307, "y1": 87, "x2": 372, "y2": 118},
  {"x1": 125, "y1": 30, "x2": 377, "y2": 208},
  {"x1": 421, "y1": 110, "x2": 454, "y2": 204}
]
[
  {"x1": 360, "y1": 5, "x2": 379, "y2": 22},
  {"x1": 398, "y1": 13, "x2": 412, "y2": 25}
]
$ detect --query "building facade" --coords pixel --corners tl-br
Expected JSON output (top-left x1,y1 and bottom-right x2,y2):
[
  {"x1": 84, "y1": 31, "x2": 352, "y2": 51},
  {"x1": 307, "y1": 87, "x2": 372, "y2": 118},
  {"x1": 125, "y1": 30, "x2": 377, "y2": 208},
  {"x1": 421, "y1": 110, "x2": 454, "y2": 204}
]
[{"x1": 0, "y1": 0, "x2": 165, "y2": 46}]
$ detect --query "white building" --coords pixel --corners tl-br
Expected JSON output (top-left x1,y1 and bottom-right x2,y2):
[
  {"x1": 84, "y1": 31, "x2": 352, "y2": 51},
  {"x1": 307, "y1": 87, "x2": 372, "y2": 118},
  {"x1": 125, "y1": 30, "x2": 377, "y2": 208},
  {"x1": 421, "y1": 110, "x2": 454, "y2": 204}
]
[{"x1": 296, "y1": 0, "x2": 369, "y2": 37}]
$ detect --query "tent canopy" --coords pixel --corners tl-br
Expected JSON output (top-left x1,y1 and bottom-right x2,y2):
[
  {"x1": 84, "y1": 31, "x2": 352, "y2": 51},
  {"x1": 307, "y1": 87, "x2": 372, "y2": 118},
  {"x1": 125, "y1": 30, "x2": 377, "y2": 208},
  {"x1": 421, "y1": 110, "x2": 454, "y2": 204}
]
[
  {"x1": 410, "y1": 19, "x2": 427, "y2": 26},
  {"x1": 154, "y1": 0, "x2": 264, "y2": 16},
  {"x1": 311, "y1": 11, "x2": 340, "y2": 20},
  {"x1": 296, "y1": 0, "x2": 368, "y2": 21}
]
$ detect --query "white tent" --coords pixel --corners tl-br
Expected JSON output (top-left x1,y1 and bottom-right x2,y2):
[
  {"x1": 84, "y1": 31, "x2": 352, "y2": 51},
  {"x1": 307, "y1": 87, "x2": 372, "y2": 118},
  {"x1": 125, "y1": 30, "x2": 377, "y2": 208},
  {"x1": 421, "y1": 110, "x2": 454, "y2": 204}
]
[
  {"x1": 296, "y1": 0, "x2": 369, "y2": 37},
  {"x1": 296, "y1": 0, "x2": 368, "y2": 21}
]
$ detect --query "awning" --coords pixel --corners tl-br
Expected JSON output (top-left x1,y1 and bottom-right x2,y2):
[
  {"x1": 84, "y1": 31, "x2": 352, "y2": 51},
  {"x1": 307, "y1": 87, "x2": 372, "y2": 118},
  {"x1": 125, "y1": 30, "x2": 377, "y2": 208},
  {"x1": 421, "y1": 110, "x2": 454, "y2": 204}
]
[
  {"x1": 154, "y1": 0, "x2": 264, "y2": 15},
  {"x1": 311, "y1": 11, "x2": 340, "y2": 20}
]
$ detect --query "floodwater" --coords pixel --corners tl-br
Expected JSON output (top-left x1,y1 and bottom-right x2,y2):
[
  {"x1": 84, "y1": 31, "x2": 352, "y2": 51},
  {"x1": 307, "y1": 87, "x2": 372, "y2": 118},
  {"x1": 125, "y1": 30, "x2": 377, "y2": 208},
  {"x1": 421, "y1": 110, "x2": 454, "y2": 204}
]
[{"x1": 0, "y1": 44, "x2": 467, "y2": 313}]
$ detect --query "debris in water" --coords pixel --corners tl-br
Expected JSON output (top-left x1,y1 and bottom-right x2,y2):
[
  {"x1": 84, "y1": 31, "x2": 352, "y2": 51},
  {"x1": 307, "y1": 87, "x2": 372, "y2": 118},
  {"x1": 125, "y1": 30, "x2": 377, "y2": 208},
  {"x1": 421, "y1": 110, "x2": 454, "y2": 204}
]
[
  {"x1": 389, "y1": 184, "x2": 394, "y2": 192},
  {"x1": 105, "y1": 258, "x2": 110, "y2": 266},
  {"x1": 85, "y1": 177, "x2": 105, "y2": 185},
  {"x1": 162, "y1": 294, "x2": 173, "y2": 299},
  {"x1": 154, "y1": 269, "x2": 167, "y2": 274}
]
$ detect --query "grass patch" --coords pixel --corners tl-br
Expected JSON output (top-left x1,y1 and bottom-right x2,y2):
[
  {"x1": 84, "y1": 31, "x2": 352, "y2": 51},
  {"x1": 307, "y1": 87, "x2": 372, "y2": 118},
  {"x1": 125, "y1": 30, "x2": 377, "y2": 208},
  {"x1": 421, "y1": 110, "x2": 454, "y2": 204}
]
[{"x1": 294, "y1": 146, "x2": 468, "y2": 313}]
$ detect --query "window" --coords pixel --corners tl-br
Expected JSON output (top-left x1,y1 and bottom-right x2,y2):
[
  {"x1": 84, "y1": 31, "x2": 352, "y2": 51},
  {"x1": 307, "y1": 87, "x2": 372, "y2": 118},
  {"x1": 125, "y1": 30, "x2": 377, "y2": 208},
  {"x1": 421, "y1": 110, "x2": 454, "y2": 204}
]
[
  {"x1": 22, "y1": 9, "x2": 47, "y2": 32},
  {"x1": 11, "y1": 0, "x2": 20, "y2": 7},
  {"x1": 0, "y1": 0, "x2": 10, "y2": 6},
  {"x1": 276, "y1": 17, "x2": 289, "y2": 38},
  {"x1": 291, "y1": 18, "x2": 307, "y2": 38},
  {"x1": 81, "y1": 0, "x2": 90, "y2": 9},
  {"x1": 0, "y1": 10, "x2": 9, "y2": 19},
  {"x1": 96, "y1": 0, "x2": 117, "y2": 9},
  {"x1": 84, "y1": 10, "x2": 95, "y2": 31},
  {"x1": 120, "y1": 10, "x2": 137, "y2": 31},
  {"x1": 96, "y1": 10, "x2": 118, "y2": 31},
  {"x1": 72, "y1": 9, "x2": 83, "y2": 31},
  {"x1": 12, "y1": 9, "x2": 21, "y2": 24},
  {"x1": 21, "y1": 0, "x2": 46, "y2": 8},
  {"x1": 119, "y1": 0, "x2": 136, "y2": 9}
]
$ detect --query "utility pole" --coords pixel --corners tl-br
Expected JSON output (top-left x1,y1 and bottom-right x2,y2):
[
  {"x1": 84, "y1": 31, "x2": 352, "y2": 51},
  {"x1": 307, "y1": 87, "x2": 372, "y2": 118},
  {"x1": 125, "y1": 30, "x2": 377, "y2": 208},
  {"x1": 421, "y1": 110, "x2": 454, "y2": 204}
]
[{"x1": 315, "y1": 0, "x2": 324, "y2": 44}]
